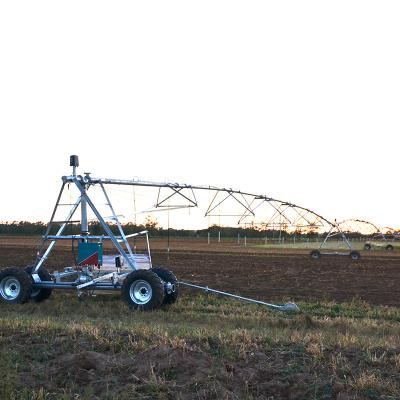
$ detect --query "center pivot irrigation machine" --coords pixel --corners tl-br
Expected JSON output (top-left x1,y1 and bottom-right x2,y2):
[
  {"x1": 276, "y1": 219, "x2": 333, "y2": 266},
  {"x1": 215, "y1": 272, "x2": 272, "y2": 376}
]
[
  {"x1": 0, "y1": 156, "x2": 299, "y2": 312},
  {"x1": 309, "y1": 219, "x2": 399, "y2": 260},
  {"x1": 309, "y1": 219, "x2": 362, "y2": 261},
  {"x1": 358, "y1": 220, "x2": 399, "y2": 251}
]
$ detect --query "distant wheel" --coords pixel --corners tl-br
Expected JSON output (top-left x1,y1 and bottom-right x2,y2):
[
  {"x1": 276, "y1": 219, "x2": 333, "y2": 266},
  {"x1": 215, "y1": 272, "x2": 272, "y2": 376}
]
[
  {"x1": 310, "y1": 250, "x2": 321, "y2": 260},
  {"x1": 152, "y1": 266, "x2": 179, "y2": 304},
  {"x1": 25, "y1": 266, "x2": 53, "y2": 302},
  {"x1": 364, "y1": 243, "x2": 371, "y2": 251},
  {"x1": 0, "y1": 267, "x2": 32, "y2": 304},
  {"x1": 350, "y1": 251, "x2": 361, "y2": 260},
  {"x1": 386, "y1": 244, "x2": 394, "y2": 251},
  {"x1": 122, "y1": 270, "x2": 165, "y2": 310}
]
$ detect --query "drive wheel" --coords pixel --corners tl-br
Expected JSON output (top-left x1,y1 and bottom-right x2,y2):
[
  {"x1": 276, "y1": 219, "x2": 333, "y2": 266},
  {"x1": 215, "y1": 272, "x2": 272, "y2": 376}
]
[
  {"x1": 122, "y1": 270, "x2": 165, "y2": 310},
  {"x1": 364, "y1": 243, "x2": 371, "y2": 250},
  {"x1": 152, "y1": 266, "x2": 179, "y2": 304},
  {"x1": 25, "y1": 266, "x2": 53, "y2": 302},
  {"x1": 350, "y1": 251, "x2": 361, "y2": 260},
  {"x1": 386, "y1": 244, "x2": 394, "y2": 251},
  {"x1": 0, "y1": 267, "x2": 32, "y2": 304},
  {"x1": 310, "y1": 250, "x2": 321, "y2": 260}
]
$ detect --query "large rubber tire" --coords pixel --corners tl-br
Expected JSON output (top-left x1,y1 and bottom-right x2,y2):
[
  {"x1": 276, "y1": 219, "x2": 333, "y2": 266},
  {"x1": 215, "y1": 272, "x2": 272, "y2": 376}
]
[
  {"x1": 364, "y1": 243, "x2": 371, "y2": 251},
  {"x1": 122, "y1": 270, "x2": 165, "y2": 310},
  {"x1": 25, "y1": 266, "x2": 53, "y2": 302},
  {"x1": 152, "y1": 266, "x2": 179, "y2": 304},
  {"x1": 386, "y1": 244, "x2": 394, "y2": 251},
  {"x1": 0, "y1": 267, "x2": 32, "y2": 304},
  {"x1": 350, "y1": 251, "x2": 361, "y2": 260},
  {"x1": 310, "y1": 250, "x2": 321, "y2": 260}
]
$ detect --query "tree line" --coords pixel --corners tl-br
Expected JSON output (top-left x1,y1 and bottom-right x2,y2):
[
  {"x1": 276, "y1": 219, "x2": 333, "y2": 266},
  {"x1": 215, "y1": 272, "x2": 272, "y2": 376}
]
[{"x1": 0, "y1": 221, "x2": 381, "y2": 239}]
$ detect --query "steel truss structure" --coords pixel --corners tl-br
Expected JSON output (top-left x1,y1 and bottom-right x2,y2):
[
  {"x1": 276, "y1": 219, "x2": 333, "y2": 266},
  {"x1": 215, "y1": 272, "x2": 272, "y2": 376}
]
[
  {"x1": 309, "y1": 219, "x2": 362, "y2": 261},
  {"x1": 0, "y1": 156, "x2": 301, "y2": 312},
  {"x1": 338, "y1": 219, "x2": 398, "y2": 252},
  {"x1": 310, "y1": 218, "x2": 399, "y2": 260},
  {"x1": 89, "y1": 176, "x2": 368, "y2": 261},
  {"x1": 86, "y1": 177, "x2": 332, "y2": 233}
]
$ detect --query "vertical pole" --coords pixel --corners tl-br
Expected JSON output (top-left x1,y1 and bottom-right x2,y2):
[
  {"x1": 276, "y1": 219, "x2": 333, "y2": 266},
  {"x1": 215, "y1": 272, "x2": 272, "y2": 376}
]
[
  {"x1": 167, "y1": 207, "x2": 170, "y2": 255},
  {"x1": 244, "y1": 235, "x2": 247, "y2": 247},
  {"x1": 132, "y1": 180, "x2": 137, "y2": 252},
  {"x1": 81, "y1": 196, "x2": 89, "y2": 236},
  {"x1": 218, "y1": 230, "x2": 221, "y2": 243},
  {"x1": 237, "y1": 233, "x2": 240, "y2": 245},
  {"x1": 146, "y1": 232, "x2": 153, "y2": 268},
  {"x1": 207, "y1": 232, "x2": 210, "y2": 245}
]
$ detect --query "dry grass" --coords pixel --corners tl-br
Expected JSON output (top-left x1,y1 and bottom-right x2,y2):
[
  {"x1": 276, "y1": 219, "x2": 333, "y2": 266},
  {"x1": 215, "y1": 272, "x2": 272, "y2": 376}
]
[{"x1": 0, "y1": 291, "x2": 399, "y2": 399}]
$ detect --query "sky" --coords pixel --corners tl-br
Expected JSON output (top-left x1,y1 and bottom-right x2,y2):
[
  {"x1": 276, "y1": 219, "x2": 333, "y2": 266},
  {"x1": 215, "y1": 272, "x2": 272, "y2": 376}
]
[{"x1": 0, "y1": 1, "x2": 399, "y2": 229}]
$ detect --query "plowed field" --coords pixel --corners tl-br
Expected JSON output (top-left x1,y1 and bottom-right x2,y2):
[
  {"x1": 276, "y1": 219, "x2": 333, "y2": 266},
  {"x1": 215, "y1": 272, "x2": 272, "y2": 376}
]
[{"x1": 1, "y1": 236, "x2": 399, "y2": 306}]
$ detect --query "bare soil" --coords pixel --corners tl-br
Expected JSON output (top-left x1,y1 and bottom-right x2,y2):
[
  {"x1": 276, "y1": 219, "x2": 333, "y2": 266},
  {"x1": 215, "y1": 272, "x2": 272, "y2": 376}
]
[
  {"x1": 17, "y1": 345, "x2": 387, "y2": 400},
  {"x1": 1, "y1": 236, "x2": 400, "y2": 306}
]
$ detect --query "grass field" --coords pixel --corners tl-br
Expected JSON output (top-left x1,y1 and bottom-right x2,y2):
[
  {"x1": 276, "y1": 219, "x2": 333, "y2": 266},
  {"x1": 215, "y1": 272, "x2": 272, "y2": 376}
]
[
  {"x1": 1, "y1": 292, "x2": 400, "y2": 399},
  {"x1": 1, "y1": 236, "x2": 400, "y2": 399}
]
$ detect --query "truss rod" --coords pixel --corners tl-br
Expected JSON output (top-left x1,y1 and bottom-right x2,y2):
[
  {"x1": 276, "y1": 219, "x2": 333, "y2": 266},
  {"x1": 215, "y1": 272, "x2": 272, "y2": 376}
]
[{"x1": 62, "y1": 175, "x2": 334, "y2": 228}]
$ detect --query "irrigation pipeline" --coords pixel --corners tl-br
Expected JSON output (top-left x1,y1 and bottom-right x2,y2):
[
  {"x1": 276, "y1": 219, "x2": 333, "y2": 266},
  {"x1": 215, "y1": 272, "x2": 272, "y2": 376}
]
[
  {"x1": 68, "y1": 175, "x2": 335, "y2": 230},
  {"x1": 178, "y1": 281, "x2": 300, "y2": 312}
]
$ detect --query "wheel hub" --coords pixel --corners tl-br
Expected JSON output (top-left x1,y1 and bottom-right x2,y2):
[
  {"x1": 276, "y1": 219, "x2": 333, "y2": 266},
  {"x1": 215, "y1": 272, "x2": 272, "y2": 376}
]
[
  {"x1": 0, "y1": 277, "x2": 21, "y2": 300},
  {"x1": 129, "y1": 279, "x2": 153, "y2": 305}
]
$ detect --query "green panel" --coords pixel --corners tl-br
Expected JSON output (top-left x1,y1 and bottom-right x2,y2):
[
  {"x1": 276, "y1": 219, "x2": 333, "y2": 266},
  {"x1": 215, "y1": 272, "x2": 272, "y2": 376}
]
[{"x1": 77, "y1": 242, "x2": 103, "y2": 266}]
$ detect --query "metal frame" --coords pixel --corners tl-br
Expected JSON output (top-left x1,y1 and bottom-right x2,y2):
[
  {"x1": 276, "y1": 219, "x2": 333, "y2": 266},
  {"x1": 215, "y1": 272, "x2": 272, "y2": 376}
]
[
  {"x1": 340, "y1": 219, "x2": 398, "y2": 251},
  {"x1": 31, "y1": 167, "x2": 154, "y2": 293},
  {"x1": 24, "y1": 157, "x2": 304, "y2": 312},
  {"x1": 311, "y1": 219, "x2": 400, "y2": 259},
  {"x1": 320, "y1": 220, "x2": 353, "y2": 250},
  {"x1": 310, "y1": 219, "x2": 361, "y2": 259},
  {"x1": 73, "y1": 176, "x2": 333, "y2": 233}
]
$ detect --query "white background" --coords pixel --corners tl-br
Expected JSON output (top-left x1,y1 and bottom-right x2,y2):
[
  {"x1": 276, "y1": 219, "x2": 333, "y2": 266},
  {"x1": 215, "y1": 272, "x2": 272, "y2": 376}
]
[{"x1": 0, "y1": 1, "x2": 399, "y2": 228}]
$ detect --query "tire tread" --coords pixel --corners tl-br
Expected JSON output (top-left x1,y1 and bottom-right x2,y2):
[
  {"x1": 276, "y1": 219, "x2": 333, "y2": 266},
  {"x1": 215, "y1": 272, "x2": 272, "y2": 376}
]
[
  {"x1": 152, "y1": 266, "x2": 179, "y2": 304},
  {"x1": 0, "y1": 267, "x2": 33, "y2": 304},
  {"x1": 121, "y1": 270, "x2": 164, "y2": 310}
]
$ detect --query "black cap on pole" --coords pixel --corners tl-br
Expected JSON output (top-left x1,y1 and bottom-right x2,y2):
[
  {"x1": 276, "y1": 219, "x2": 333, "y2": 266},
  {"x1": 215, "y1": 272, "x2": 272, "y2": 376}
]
[{"x1": 70, "y1": 155, "x2": 79, "y2": 167}]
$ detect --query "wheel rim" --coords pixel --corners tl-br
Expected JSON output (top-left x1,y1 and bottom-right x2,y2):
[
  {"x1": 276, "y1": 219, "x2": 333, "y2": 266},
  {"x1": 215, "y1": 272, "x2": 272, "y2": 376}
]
[
  {"x1": 129, "y1": 279, "x2": 153, "y2": 305},
  {"x1": 0, "y1": 277, "x2": 21, "y2": 300}
]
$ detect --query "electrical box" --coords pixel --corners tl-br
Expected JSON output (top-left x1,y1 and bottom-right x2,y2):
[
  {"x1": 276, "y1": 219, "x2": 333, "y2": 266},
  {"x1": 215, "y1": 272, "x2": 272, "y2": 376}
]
[{"x1": 77, "y1": 242, "x2": 103, "y2": 266}]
